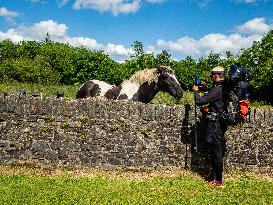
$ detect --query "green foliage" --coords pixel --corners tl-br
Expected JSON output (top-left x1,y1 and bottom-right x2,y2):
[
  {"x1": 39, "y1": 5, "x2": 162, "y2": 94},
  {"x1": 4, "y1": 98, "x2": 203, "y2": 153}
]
[
  {"x1": 0, "y1": 58, "x2": 61, "y2": 84},
  {"x1": 17, "y1": 40, "x2": 41, "y2": 59},
  {"x1": 38, "y1": 41, "x2": 76, "y2": 84},
  {"x1": 239, "y1": 30, "x2": 273, "y2": 103},
  {"x1": 0, "y1": 40, "x2": 19, "y2": 61},
  {"x1": 172, "y1": 56, "x2": 197, "y2": 90},
  {"x1": 156, "y1": 50, "x2": 171, "y2": 66},
  {"x1": 131, "y1": 40, "x2": 144, "y2": 58},
  {"x1": 73, "y1": 47, "x2": 121, "y2": 85}
]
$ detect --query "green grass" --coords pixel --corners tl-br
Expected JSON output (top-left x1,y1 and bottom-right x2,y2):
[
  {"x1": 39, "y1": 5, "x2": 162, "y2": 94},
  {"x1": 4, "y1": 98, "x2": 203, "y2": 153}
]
[
  {"x1": 0, "y1": 172, "x2": 272, "y2": 205},
  {"x1": 0, "y1": 82, "x2": 79, "y2": 99}
]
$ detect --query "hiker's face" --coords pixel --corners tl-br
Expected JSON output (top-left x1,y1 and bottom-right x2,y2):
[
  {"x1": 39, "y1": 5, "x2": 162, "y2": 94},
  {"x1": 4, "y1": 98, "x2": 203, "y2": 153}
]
[
  {"x1": 210, "y1": 73, "x2": 217, "y2": 81},
  {"x1": 210, "y1": 73, "x2": 222, "y2": 82}
]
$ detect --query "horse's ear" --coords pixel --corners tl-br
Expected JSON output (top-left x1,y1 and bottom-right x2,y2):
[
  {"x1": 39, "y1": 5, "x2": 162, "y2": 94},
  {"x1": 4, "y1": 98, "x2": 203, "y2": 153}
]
[
  {"x1": 157, "y1": 65, "x2": 172, "y2": 73},
  {"x1": 157, "y1": 66, "x2": 171, "y2": 76},
  {"x1": 157, "y1": 66, "x2": 164, "y2": 75}
]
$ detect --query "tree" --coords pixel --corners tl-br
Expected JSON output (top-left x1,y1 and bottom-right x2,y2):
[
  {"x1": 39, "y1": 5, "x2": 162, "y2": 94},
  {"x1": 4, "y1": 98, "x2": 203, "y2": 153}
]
[
  {"x1": 39, "y1": 41, "x2": 76, "y2": 84},
  {"x1": 239, "y1": 30, "x2": 273, "y2": 103},
  {"x1": 131, "y1": 41, "x2": 144, "y2": 58},
  {"x1": 156, "y1": 50, "x2": 171, "y2": 66},
  {"x1": 0, "y1": 40, "x2": 19, "y2": 62},
  {"x1": 172, "y1": 56, "x2": 197, "y2": 90}
]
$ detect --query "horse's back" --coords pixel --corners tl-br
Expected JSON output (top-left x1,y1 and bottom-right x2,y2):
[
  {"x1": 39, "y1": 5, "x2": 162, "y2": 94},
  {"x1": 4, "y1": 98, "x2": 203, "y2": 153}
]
[{"x1": 76, "y1": 80, "x2": 114, "y2": 99}]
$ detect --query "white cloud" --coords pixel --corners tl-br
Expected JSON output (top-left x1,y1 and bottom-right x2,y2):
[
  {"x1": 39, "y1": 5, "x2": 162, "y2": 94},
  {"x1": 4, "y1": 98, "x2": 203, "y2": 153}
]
[
  {"x1": 0, "y1": 20, "x2": 132, "y2": 59},
  {"x1": 72, "y1": 0, "x2": 164, "y2": 15},
  {"x1": 0, "y1": 29, "x2": 24, "y2": 42},
  {"x1": 236, "y1": 17, "x2": 272, "y2": 35},
  {"x1": 151, "y1": 17, "x2": 272, "y2": 59},
  {"x1": 65, "y1": 36, "x2": 103, "y2": 50},
  {"x1": 0, "y1": 7, "x2": 20, "y2": 25},
  {"x1": 105, "y1": 43, "x2": 134, "y2": 56},
  {"x1": 0, "y1": 7, "x2": 19, "y2": 17},
  {"x1": 73, "y1": 0, "x2": 141, "y2": 16},
  {"x1": 14, "y1": 20, "x2": 68, "y2": 39}
]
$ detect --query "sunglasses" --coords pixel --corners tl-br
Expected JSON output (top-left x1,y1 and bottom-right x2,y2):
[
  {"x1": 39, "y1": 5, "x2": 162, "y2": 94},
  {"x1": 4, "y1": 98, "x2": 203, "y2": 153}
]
[{"x1": 209, "y1": 73, "x2": 217, "y2": 77}]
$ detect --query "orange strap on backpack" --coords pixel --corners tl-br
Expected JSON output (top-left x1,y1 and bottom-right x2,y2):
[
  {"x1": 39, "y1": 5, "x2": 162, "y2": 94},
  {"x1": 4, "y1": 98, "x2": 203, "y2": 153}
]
[
  {"x1": 203, "y1": 106, "x2": 209, "y2": 113},
  {"x1": 239, "y1": 100, "x2": 250, "y2": 121}
]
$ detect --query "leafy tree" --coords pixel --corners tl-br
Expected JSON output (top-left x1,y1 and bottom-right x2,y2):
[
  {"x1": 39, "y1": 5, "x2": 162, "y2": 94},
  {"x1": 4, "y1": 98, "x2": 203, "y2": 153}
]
[
  {"x1": 0, "y1": 58, "x2": 60, "y2": 84},
  {"x1": 73, "y1": 47, "x2": 121, "y2": 85},
  {"x1": 156, "y1": 50, "x2": 171, "y2": 66},
  {"x1": 39, "y1": 41, "x2": 76, "y2": 84},
  {"x1": 0, "y1": 40, "x2": 19, "y2": 62},
  {"x1": 17, "y1": 40, "x2": 41, "y2": 60},
  {"x1": 131, "y1": 41, "x2": 144, "y2": 58},
  {"x1": 239, "y1": 30, "x2": 273, "y2": 103},
  {"x1": 172, "y1": 56, "x2": 197, "y2": 90}
]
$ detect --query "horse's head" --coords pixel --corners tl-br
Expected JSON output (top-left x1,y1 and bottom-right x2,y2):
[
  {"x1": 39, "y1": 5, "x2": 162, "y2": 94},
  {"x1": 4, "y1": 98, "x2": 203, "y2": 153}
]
[{"x1": 157, "y1": 66, "x2": 183, "y2": 99}]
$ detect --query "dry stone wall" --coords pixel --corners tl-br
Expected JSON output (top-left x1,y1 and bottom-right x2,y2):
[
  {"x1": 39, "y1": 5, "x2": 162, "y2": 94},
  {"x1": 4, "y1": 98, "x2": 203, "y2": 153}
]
[{"x1": 0, "y1": 94, "x2": 272, "y2": 171}]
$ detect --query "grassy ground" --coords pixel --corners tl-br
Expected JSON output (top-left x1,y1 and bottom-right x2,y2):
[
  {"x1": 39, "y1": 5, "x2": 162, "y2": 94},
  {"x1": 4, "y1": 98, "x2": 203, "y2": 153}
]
[
  {"x1": 0, "y1": 166, "x2": 272, "y2": 205},
  {"x1": 0, "y1": 82, "x2": 194, "y2": 106},
  {"x1": 0, "y1": 82, "x2": 79, "y2": 99}
]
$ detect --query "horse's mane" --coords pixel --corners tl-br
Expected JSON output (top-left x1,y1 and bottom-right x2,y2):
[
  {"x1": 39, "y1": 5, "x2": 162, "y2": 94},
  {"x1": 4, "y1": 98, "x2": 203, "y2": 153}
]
[{"x1": 125, "y1": 66, "x2": 173, "y2": 85}]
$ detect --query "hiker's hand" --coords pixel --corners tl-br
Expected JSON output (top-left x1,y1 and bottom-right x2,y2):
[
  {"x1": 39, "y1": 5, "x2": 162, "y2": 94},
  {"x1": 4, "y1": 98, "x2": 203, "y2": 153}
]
[
  {"x1": 192, "y1": 85, "x2": 199, "y2": 92},
  {"x1": 200, "y1": 81, "x2": 206, "y2": 86},
  {"x1": 200, "y1": 81, "x2": 208, "y2": 91}
]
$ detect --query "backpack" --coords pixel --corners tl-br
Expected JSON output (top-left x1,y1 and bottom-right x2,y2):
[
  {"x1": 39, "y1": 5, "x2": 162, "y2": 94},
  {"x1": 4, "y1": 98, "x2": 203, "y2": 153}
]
[{"x1": 223, "y1": 64, "x2": 251, "y2": 125}]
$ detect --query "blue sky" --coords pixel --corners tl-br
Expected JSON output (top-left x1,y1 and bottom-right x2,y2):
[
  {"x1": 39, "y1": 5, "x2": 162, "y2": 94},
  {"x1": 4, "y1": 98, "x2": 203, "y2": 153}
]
[{"x1": 0, "y1": 0, "x2": 273, "y2": 61}]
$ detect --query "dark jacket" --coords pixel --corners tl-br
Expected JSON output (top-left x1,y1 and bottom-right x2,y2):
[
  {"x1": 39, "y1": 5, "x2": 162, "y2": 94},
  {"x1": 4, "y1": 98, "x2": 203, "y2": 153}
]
[
  {"x1": 195, "y1": 81, "x2": 225, "y2": 144},
  {"x1": 195, "y1": 81, "x2": 224, "y2": 114}
]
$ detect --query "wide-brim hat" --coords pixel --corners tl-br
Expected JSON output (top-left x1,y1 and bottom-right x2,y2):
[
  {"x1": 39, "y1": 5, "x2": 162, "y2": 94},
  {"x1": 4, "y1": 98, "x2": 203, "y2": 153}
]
[{"x1": 211, "y1": 66, "x2": 225, "y2": 74}]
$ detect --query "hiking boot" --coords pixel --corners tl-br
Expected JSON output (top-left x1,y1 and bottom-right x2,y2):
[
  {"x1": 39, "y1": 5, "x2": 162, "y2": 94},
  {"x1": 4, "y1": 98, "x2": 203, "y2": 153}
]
[
  {"x1": 208, "y1": 179, "x2": 217, "y2": 186},
  {"x1": 215, "y1": 181, "x2": 225, "y2": 188},
  {"x1": 208, "y1": 179, "x2": 225, "y2": 188}
]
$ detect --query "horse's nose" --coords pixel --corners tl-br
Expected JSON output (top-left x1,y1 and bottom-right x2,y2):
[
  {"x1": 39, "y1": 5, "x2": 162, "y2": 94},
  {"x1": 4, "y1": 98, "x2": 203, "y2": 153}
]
[{"x1": 176, "y1": 88, "x2": 183, "y2": 99}]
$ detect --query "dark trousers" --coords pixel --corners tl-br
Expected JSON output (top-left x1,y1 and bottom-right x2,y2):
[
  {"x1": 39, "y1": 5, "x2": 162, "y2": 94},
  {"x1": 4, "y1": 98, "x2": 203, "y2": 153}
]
[
  {"x1": 205, "y1": 119, "x2": 227, "y2": 181},
  {"x1": 207, "y1": 143, "x2": 223, "y2": 181}
]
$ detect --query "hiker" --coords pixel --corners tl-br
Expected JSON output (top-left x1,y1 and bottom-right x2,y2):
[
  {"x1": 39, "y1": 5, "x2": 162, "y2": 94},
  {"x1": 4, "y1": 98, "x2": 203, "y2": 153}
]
[{"x1": 192, "y1": 66, "x2": 227, "y2": 188}]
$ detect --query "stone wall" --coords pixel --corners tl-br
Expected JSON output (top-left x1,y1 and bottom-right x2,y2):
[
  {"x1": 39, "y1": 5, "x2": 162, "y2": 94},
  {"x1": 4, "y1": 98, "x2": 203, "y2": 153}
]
[{"x1": 0, "y1": 94, "x2": 272, "y2": 171}]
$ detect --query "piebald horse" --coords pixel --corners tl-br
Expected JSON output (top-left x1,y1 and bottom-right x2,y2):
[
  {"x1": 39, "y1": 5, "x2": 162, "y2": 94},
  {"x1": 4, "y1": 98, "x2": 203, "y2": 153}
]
[{"x1": 76, "y1": 66, "x2": 183, "y2": 103}]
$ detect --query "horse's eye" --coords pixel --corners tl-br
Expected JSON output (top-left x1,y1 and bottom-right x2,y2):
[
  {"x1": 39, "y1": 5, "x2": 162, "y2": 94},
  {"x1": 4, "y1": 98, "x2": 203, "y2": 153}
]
[{"x1": 159, "y1": 72, "x2": 166, "y2": 77}]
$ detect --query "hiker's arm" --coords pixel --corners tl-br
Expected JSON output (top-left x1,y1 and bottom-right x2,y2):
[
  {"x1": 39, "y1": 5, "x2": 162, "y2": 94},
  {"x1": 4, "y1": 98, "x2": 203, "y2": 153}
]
[{"x1": 195, "y1": 87, "x2": 219, "y2": 106}]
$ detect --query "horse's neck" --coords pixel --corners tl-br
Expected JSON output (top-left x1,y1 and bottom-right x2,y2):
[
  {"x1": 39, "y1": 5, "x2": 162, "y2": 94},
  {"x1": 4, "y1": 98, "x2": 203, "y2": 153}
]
[
  {"x1": 118, "y1": 81, "x2": 142, "y2": 100},
  {"x1": 119, "y1": 81, "x2": 159, "y2": 103}
]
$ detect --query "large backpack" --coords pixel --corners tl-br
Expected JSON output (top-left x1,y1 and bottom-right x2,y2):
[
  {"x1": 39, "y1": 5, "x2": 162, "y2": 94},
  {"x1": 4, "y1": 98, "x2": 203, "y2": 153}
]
[{"x1": 223, "y1": 64, "x2": 251, "y2": 125}]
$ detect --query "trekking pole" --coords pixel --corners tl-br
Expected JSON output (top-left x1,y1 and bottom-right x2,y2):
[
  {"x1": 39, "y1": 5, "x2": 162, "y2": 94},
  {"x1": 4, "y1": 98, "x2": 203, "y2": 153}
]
[{"x1": 193, "y1": 74, "x2": 200, "y2": 152}]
